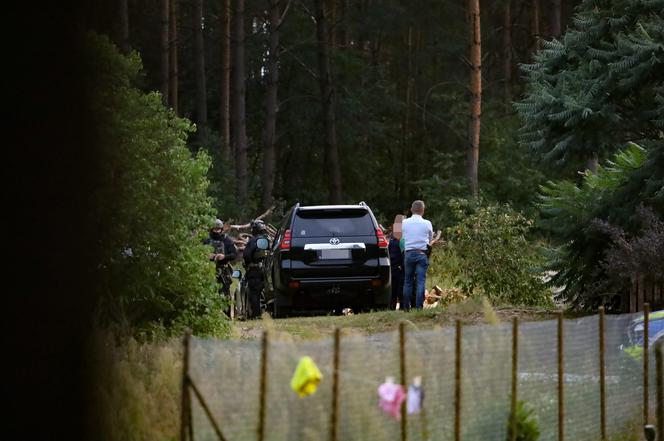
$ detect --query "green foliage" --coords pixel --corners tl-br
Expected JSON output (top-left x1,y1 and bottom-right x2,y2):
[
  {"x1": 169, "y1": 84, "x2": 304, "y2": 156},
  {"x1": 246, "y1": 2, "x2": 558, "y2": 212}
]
[
  {"x1": 519, "y1": 0, "x2": 664, "y2": 311},
  {"x1": 189, "y1": 128, "x2": 245, "y2": 220},
  {"x1": 478, "y1": 115, "x2": 548, "y2": 217},
  {"x1": 507, "y1": 401, "x2": 541, "y2": 441},
  {"x1": 538, "y1": 142, "x2": 662, "y2": 309},
  {"x1": 591, "y1": 206, "x2": 664, "y2": 301},
  {"x1": 86, "y1": 34, "x2": 229, "y2": 338},
  {"x1": 418, "y1": 113, "x2": 550, "y2": 229},
  {"x1": 516, "y1": 0, "x2": 664, "y2": 171},
  {"x1": 440, "y1": 199, "x2": 551, "y2": 306}
]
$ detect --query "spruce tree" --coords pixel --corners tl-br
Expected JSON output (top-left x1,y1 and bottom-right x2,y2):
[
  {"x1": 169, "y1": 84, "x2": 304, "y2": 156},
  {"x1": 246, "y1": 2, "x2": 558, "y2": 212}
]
[
  {"x1": 522, "y1": 0, "x2": 664, "y2": 309},
  {"x1": 516, "y1": 0, "x2": 664, "y2": 172}
]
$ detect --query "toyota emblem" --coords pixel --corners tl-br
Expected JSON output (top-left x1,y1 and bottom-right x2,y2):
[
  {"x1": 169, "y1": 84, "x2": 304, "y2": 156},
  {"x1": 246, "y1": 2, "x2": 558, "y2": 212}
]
[{"x1": 329, "y1": 237, "x2": 340, "y2": 245}]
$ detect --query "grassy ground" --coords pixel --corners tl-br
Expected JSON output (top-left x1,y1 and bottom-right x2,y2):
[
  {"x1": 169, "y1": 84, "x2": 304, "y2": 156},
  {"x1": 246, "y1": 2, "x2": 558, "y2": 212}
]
[{"x1": 230, "y1": 298, "x2": 568, "y2": 340}]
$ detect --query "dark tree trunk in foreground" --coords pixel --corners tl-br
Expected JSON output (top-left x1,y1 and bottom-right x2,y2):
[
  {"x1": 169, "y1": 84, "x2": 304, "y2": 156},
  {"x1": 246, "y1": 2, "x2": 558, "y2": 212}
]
[
  {"x1": 503, "y1": 0, "x2": 512, "y2": 113},
  {"x1": 341, "y1": 0, "x2": 349, "y2": 47},
  {"x1": 327, "y1": 0, "x2": 336, "y2": 47},
  {"x1": 232, "y1": 0, "x2": 248, "y2": 205},
  {"x1": 550, "y1": 0, "x2": 561, "y2": 37},
  {"x1": 118, "y1": 0, "x2": 130, "y2": 54},
  {"x1": 399, "y1": 26, "x2": 414, "y2": 202},
  {"x1": 193, "y1": 0, "x2": 207, "y2": 127},
  {"x1": 160, "y1": 0, "x2": 170, "y2": 105},
  {"x1": 587, "y1": 152, "x2": 598, "y2": 174},
  {"x1": 314, "y1": 0, "x2": 342, "y2": 204},
  {"x1": 531, "y1": 0, "x2": 541, "y2": 52},
  {"x1": 467, "y1": 0, "x2": 481, "y2": 197},
  {"x1": 261, "y1": 0, "x2": 283, "y2": 210},
  {"x1": 220, "y1": 0, "x2": 231, "y2": 158},
  {"x1": 168, "y1": 0, "x2": 179, "y2": 113}
]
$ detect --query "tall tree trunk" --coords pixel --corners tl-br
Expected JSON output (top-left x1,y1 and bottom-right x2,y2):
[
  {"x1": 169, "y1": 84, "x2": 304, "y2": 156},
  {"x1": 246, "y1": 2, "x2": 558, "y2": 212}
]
[
  {"x1": 503, "y1": 0, "x2": 512, "y2": 113},
  {"x1": 467, "y1": 0, "x2": 481, "y2": 197},
  {"x1": 193, "y1": 0, "x2": 207, "y2": 127},
  {"x1": 261, "y1": 0, "x2": 282, "y2": 210},
  {"x1": 168, "y1": 0, "x2": 179, "y2": 114},
  {"x1": 415, "y1": 30, "x2": 422, "y2": 130},
  {"x1": 220, "y1": 0, "x2": 231, "y2": 158},
  {"x1": 399, "y1": 26, "x2": 414, "y2": 202},
  {"x1": 314, "y1": 0, "x2": 342, "y2": 204},
  {"x1": 118, "y1": 0, "x2": 130, "y2": 54},
  {"x1": 550, "y1": 0, "x2": 561, "y2": 37},
  {"x1": 232, "y1": 0, "x2": 248, "y2": 205},
  {"x1": 531, "y1": 0, "x2": 541, "y2": 53},
  {"x1": 160, "y1": 0, "x2": 170, "y2": 106},
  {"x1": 341, "y1": 0, "x2": 349, "y2": 48},
  {"x1": 327, "y1": 0, "x2": 337, "y2": 47},
  {"x1": 587, "y1": 152, "x2": 598, "y2": 174}
]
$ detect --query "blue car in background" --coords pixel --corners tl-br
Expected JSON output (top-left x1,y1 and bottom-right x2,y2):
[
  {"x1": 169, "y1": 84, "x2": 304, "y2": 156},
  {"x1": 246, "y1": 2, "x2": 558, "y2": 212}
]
[{"x1": 622, "y1": 310, "x2": 664, "y2": 360}]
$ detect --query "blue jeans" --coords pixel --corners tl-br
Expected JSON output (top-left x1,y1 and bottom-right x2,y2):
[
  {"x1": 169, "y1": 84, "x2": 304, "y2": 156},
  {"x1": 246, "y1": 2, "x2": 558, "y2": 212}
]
[{"x1": 402, "y1": 251, "x2": 429, "y2": 310}]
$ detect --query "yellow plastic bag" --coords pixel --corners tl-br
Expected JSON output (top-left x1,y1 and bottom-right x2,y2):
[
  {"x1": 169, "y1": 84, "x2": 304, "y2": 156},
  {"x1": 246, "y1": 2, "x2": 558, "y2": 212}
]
[{"x1": 290, "y1": 356, "x2": 323, "y2": 397}]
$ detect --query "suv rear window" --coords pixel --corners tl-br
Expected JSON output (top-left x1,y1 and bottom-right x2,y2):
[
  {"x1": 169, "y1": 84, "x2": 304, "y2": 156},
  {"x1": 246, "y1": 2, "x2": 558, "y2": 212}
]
[{"x1": 293, "y1": 209, "x2": 375, "y2": 237}]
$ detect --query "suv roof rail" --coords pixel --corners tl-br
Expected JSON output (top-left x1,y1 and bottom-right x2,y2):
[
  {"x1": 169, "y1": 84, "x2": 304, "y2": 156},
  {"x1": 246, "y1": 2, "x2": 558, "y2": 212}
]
[{"x1": 358, "y1": 201, "x2": 367, "y2": 207}]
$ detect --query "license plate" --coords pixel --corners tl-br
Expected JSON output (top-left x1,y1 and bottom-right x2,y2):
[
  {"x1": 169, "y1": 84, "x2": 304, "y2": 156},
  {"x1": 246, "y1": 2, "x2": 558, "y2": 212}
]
[{"x1": 320, "y1": 249, "x2": 351, "y2": 260}]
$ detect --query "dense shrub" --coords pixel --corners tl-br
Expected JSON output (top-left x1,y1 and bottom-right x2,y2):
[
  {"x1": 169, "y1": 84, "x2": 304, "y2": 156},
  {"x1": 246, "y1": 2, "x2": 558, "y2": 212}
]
[
  {"x1": 538, "y1": 143, "x2": 663, "y2": 310},
  {"x1": 586, "y1": 206, "x2": 664, "y2": 308},
  {"x1": 87, "y1": 34, "x2": 229, "y2": 338},
  {"x1": 440, "y1": 199, "x2": 551, "y2": 306}
]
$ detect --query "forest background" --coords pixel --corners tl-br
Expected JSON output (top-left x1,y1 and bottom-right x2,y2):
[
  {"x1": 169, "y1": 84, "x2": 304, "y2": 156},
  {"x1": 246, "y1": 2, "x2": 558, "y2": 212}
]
[
  {"x1": 7, "y1": 1, "x2": 663, "y2": 440},
  {"x1": 83, "y1": 0, "x2": 663, "y2": 337}
]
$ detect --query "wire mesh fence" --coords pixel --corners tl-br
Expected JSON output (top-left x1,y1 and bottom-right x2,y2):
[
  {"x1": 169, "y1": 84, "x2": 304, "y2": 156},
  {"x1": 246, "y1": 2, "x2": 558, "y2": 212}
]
[{"x1": 185, "y1": 309, "x2": 661, "y2": 441}]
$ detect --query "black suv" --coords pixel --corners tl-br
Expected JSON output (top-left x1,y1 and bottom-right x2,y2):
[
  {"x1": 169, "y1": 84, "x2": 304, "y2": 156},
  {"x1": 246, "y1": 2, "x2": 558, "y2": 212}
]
[{"x1": 264, "y1": 202, "x2": 391, "y2": 316}]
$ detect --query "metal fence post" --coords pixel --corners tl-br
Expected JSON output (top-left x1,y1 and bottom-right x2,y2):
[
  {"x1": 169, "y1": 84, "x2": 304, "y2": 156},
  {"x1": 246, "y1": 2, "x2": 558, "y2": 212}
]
[
  {"x1": 656, "y1": 342, "x2": 663, "y2": 441},
  {"x1": 599, "y1": 307, "x2": 606, "y2": 440},
  {"x1": 330, "y1": 328, "x2": 341, "y2": 441},
  {"x1": 644, "y1": 303, "x2": 650, "y2": 425},
  {"x1": 180, "y1": 329, "x2": 191, "y2": 441},
  {"x1": 558, "y1": 311, "x2": 564, "y2": 441},
  {"x1": 258, "y1": 330, "x2": 269, "y2": 441},
  {"x1": 510, "y1": 317, "x2": 518, "y2": 441},
  {"x1": 455, "y1": 320, "x2": 462, "y2": 441},
  {"x1": 400, "y1": 322, "x2": 408, "y2": 441}
]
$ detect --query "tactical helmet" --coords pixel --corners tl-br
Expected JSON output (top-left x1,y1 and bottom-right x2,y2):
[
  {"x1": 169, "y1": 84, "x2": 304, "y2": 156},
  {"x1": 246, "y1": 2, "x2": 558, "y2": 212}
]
[
  {"x1": 250, "y1": 219, "x2": 267, "y2": 235},
  {"x1": 213, "y1": 218, "x2": 224, "y2": 229}
]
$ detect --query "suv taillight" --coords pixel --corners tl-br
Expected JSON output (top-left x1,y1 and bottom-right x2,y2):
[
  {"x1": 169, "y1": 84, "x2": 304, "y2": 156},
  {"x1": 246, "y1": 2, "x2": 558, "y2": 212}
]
[
  {"x1": 280, "y1": 229, "x2": 292, "y2": 250},
  {"x1": 376, "y1": 228, "x2": 388, "y2": 248}
]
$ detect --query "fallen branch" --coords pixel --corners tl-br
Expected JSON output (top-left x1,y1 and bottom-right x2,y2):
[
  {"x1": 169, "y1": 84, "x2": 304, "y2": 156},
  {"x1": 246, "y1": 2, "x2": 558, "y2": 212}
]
[{"x1": 228, "y1": 205, "x2": 276, "y2": 230}]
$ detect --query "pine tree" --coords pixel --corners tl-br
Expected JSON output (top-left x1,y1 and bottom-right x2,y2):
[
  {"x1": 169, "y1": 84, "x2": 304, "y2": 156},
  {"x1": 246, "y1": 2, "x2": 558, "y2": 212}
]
[{"x1": 516, "y1": 0, "x2": 664, "y2": 173}]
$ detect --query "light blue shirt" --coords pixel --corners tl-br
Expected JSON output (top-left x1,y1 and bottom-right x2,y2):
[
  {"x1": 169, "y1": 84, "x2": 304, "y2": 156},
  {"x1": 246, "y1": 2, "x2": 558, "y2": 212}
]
[{"x1": 402, "y1": 214, "x2": 433, "y2": 251}]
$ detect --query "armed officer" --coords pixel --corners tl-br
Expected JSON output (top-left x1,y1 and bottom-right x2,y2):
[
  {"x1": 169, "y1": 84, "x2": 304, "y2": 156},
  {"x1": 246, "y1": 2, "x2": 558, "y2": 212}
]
[
  {"x1": 243, "y1": 219, "x2": 269, "y2": 318},
  {"x1": 204, "y1": 219, "x2": 237, "y2": 308}
]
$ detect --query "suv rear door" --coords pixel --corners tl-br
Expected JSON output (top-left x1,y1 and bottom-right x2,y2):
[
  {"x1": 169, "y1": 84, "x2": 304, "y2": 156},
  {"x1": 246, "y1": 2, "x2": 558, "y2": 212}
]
[{"x1": 289, "y1": 207, "x2": 380, "y2": 278}]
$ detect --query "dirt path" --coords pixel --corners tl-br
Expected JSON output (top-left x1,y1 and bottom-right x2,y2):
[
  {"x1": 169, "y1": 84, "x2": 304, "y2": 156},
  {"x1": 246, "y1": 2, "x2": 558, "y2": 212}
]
[{"x1": 230, "y1": 302, "x2": 571, "y2": 340}]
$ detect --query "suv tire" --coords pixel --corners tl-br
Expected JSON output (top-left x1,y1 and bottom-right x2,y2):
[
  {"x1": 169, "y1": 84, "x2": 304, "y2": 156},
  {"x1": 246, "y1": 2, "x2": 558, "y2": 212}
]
[{"x1": 271, "y1": 291, "x2": 291, "y2": 319}]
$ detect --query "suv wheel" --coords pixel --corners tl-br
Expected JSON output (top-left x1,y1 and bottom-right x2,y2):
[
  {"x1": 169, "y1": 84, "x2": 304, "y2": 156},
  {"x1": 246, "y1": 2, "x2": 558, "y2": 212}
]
[{"x1": 271, "y1": 292, "x2": 291, "y2": 319}]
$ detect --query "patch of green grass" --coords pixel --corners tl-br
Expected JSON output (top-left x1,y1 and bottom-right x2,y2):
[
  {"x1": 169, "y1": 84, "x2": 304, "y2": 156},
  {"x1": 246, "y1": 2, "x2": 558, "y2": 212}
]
[{"x1": 232, "y1": 299, "x2": 562, "y2": 340}]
